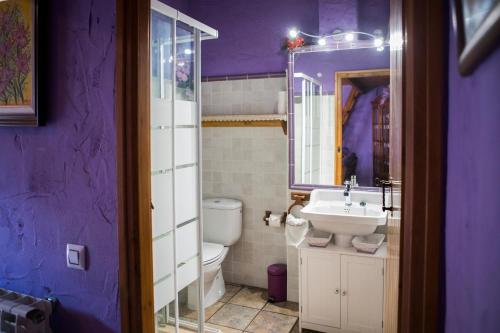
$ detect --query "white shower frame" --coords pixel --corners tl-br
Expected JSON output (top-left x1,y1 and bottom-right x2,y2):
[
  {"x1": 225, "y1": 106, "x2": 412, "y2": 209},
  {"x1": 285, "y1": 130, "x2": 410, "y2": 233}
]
[
  {"x1": 151, "y1": 2, "x2": 218, "y2": 332},
  {"x1": 293, "y1": 72, "x2": 322, "y2": 184}
]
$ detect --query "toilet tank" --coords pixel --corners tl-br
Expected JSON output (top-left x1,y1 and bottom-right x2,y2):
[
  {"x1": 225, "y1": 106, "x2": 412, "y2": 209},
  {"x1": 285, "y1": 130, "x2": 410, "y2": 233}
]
[{"x1": 203, "y1": 198, "x2": 242, "y2": 246}]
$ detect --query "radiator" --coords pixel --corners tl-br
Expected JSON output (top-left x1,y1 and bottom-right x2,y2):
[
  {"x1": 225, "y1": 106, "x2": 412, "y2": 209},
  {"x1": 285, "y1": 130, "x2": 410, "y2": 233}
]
[{"x1": 0, "y1": 289, "x2": 54, "y2": 333}]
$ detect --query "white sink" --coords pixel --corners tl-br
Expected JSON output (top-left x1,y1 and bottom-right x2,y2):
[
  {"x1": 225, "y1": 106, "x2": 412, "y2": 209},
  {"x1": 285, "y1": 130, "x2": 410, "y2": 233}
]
[{"x1": 301, "y1": 189, "x2": 387, "y2": 247}]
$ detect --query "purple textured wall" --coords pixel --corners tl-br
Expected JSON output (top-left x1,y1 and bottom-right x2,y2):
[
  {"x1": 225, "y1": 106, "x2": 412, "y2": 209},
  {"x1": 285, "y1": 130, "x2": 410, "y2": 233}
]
[
  {"x1": 294, "y1": 48, "x2": 390, "y2": 93},
  {"x1": 445, "y1": 18, "x2": 500, "y2": 333},
  {"x1": 161, "y1": 0, "x2": 190, "y2": 13},
  {"x1": 358, "y1": 0, "x2": 390, "y2": 38},
  {"x1": 319, "y1": 0, "x2": 358, "y2": 35},
  {"x1": 162, "y1": 0, "x2": 389, "y2": 77},
  {"x1": 188, "y1": 0, "x2": 319, "y2": 77},
  {"x1": 342, "y1": 87, "x2": 388, "y2": 187},
  {"x1": 0, "y1": 1, "x2": 119, "y2": 332}
]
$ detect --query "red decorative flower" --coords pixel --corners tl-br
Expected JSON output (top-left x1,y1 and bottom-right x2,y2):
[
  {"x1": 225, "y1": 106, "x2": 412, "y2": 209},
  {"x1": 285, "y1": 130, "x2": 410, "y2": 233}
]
[{"x1": 287, "y1": 37, "x2": 305, "y2": 50}]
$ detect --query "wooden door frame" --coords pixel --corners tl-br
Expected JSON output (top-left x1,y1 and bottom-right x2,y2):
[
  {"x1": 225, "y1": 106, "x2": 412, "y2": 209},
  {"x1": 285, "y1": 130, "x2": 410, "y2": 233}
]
[
  {"x1": 398, "y1": 0, "x2": 446, "y2": 331},
  {"x1": 116, "y1": 0, "x2": 154, "y2": 332},
  {"x1": 114, "y1": 0, "x2": 446, "y2": 331},
  {"x1": 334, "y1": 68, "x2": 390, "y2": 185}
]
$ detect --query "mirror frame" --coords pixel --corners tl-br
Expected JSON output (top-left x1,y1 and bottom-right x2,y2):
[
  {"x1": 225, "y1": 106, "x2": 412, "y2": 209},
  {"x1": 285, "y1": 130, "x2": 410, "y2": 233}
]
[{"x1": 287, "y1": 42, "x2": 389, "y2": 191}]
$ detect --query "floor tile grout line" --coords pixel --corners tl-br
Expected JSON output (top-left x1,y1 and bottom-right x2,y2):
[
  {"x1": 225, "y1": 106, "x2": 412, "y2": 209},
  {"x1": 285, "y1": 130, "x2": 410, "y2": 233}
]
[
  {"x1": 208, "y1": 284, "x2": 299, "y2": 332},
  {"x1": 241, "y1": 306, "x2": 262, "y2": 333},
  {"x1": 221, "y1": 284, "x2": 244, "y2": 304},
  {"x1": 204, "y1": 302, "x2": 225, "y2": 322},
  {"x1": 207, "y1": 302, "x2": 265, "y2": 331},
  {"x1": 205, "y1": 321, "x2": 244, "y2": 332},
  {"x1": 225, "y1": 301, "x2": 267, "y2": 312}
]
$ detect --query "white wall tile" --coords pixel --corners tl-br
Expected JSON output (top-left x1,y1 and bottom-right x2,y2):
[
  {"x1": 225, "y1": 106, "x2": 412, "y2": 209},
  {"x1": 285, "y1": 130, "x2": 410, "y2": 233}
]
[
  {"x1": 202, "y1": 77, "x2": 286, "y2": 116},
  {"x1": 202, "y1": 126, "x2": 288, "y2": 291}
]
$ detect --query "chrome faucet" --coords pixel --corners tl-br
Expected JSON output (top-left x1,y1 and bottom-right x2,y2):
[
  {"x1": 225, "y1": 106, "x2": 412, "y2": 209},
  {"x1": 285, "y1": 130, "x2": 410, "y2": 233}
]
[{"x1": 344, "y1": 181, "x2": 352, "y2": 206}]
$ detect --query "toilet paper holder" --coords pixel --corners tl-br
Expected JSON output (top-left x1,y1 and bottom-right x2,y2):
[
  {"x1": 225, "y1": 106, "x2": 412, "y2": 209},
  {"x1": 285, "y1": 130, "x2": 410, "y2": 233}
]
[{"x1": 263, "y1": 211, "x2": 287, "y2": 226}]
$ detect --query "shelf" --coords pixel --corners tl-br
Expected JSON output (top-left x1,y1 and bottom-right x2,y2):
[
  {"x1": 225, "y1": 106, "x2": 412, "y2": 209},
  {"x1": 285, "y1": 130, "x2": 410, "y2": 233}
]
[{"x1": 201, "y1": 114, "x2": 287, "y2": 134}]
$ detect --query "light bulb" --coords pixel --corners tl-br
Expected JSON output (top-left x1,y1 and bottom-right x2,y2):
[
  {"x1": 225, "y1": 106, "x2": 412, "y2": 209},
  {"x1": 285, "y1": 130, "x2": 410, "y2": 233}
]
[
  {"x1": 345, "y1": 32, "x2": 354, "y2": 42},
  {"x1": 184, "y1": 48, "x2": 192, "y2": 55},
  {"x1": 373, "y1": 37, "x2": 384, "y2": 47},
  {"x1": 318, "y1": 37, "x2": 326, "y2": 46},
  {"x1": 289, "y1": 28, "x2": 298, "y2": 39},
  {"x1": 376, "y1": 46, "x2": 384, "y2": 52}
]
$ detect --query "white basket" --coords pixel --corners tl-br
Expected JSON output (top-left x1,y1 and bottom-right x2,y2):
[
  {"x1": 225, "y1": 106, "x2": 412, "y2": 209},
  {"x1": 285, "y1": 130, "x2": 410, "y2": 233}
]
[
  {"x1": 306, "y1": 230, "x2": 333, "y2": 247},
  {"x1": 352, "y1": 234, "x2": 385, "y2": 253}
]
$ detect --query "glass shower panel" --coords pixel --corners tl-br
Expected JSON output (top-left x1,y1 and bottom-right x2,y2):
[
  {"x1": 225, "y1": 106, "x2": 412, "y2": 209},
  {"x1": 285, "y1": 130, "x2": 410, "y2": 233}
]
[
  {"x1": 175, "y1": 22, "x2": 202, "y2": 332},
  {"x1": 151, "y1": 1, "x2": 211, "y2": 330},
  {"x1": 151, "y1": 9, "x2": 178, "y2": 332}
]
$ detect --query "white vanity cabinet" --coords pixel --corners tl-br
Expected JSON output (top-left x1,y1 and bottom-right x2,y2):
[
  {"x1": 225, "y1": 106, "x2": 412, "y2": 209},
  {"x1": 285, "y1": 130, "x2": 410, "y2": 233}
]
[{"x1": 299, "y1": 243, "x2": 386, "y2": 333}]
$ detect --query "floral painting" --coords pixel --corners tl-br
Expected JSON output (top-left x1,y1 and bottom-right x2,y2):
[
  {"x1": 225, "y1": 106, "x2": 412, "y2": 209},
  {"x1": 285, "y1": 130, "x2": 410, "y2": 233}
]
[{"x1": 0, "y1": 0, "x2": 37, "y2": 125}]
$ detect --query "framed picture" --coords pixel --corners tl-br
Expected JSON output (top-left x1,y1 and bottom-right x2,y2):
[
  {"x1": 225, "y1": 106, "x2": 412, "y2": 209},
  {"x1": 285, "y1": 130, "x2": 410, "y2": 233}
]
[
  {"x1": 0, "y1": 0, "x2": 39, "y2": 126},
  {"x1": 453, "y1": 0, "x2": 500, "y2": 75}
]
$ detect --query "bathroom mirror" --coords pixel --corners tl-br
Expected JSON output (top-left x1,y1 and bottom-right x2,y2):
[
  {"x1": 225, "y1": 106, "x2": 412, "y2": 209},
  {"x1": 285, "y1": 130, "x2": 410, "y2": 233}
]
[{"x1": 288, "y1": 45, "x2": 390, "y2": 190}]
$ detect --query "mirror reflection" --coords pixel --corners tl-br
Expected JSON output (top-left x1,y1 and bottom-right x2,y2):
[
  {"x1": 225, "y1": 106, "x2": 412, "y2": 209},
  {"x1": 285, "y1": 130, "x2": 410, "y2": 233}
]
[{"x1": 291, "y1": 47, "x2": 390, "y2": 188}]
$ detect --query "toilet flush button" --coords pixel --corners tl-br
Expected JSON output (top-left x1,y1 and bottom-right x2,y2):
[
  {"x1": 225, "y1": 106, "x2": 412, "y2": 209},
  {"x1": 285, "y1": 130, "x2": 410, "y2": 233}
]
[{"x1": 66, "y1": 244, "x2": 86, "y2": 270}]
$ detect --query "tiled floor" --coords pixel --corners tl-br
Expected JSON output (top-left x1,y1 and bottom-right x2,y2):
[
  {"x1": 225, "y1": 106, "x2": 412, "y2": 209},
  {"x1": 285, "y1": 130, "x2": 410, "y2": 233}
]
[
  {"x1": 160, "y1": 283, "x2": 319, "y2": 333},
  {"x1": 207, "y1": 284, "x2": 301, "y2": 333}
]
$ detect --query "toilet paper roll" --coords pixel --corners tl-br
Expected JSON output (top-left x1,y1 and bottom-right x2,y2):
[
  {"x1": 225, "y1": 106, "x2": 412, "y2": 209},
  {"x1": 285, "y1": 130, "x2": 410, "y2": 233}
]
[{"x1": 268, "y1": 214, "x2": 282, "y2": 227}]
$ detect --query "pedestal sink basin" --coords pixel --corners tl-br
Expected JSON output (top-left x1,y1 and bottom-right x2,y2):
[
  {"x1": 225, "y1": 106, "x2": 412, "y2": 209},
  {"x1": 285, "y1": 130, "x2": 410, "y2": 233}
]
[{"x1": 301, "y1": 189, "x2": 387, "y2": 247}]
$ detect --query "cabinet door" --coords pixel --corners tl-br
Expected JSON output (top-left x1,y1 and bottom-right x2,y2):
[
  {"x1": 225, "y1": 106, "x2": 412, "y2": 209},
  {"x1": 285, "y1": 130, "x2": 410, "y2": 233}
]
[
  {"x1": 340, "y1": 255, "x2": 384, "y2": 333},
  {"x1": 301, "y1": 250, "x2": 341, "y2": 328}
]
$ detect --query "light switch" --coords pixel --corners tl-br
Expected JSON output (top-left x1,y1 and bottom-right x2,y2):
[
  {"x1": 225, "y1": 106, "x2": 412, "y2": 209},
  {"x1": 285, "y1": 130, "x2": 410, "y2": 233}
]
[{"x1": 66, "y1": 244, "x2": 86, "y2": 270}]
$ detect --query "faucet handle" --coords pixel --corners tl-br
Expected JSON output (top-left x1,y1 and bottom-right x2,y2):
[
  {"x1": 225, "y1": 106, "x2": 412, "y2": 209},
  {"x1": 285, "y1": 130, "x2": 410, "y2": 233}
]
[{"x1": 344, "y1": 181, "x2": 351, "y2": 192}]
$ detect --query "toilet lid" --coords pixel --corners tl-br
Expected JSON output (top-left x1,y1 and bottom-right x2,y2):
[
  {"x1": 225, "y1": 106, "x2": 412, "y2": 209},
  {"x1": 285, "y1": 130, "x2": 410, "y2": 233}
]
[{"x1": 203, "y1": 242, "x2": 224, "y2": 265}]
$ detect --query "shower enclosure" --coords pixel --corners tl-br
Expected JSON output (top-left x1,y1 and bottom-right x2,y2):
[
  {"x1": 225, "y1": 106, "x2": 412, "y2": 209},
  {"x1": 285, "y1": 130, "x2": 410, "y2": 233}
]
[
  {"x1": 150, "y1": 2, "x2": 217, "y2": 332},
  {"x1": 293, "y1": 73, "x2": 323, "y2": 184}
]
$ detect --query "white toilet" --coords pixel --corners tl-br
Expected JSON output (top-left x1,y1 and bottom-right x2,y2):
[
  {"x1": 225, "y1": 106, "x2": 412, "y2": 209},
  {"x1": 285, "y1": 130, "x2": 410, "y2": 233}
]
[{"x1": 188, "y1": 198, "x2": 242, "y2": 309}]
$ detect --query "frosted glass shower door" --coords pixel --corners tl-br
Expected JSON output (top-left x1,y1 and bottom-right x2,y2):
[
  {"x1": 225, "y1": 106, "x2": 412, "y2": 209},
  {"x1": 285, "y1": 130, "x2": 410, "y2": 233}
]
[
  {"x1": 151, "y1": 1, "x2": 208, "y2": 332},
  {"x1": 151, "y1": 8, "x2": 176, "y2": 318}
]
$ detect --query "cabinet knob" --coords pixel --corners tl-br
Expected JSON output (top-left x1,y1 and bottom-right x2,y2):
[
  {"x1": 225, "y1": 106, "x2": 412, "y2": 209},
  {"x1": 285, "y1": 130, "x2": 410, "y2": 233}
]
[
  {"x1": 335, "y1": 288, "x2": 340, "y2": 294},
  {"x1": 342, "y1": 290, "x2": 347, "y2": 296}
]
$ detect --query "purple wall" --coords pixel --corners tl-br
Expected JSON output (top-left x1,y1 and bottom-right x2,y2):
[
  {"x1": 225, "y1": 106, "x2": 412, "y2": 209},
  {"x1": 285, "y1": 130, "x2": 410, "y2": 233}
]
[
  {"x1": 358, "y1": 0, "x2": 390, "y2": 38},
  {"x1": 294, "y1": 47, "x2": 390, "y2": 93},
  {"x1": 319, "y1": 0, "x2": 358, "y2": 35},
  {"x1": 161, "y1": 0, "x2": 190, "y2": 13},
  {"x1": 318, "y1": 0, "x2": 390, "y2": 37},
  {"x1": 445, "y1": 15, "x2": 500, "y2": 333},
  {"x1": 162, "y1": 0, "x2": 389, "y2": 77},
  {"x1": 342, "y1": 87, "x2": 388, "y2": 187},
  {"x1": 342, "y1": 89, "x2": 376, "y2": 185},
  {"x1": 0, "y1": 1, "x2": 119, "y2": 332},
  {"x1": 188, "y1": 0, "x2": 319, "y2": 77}
]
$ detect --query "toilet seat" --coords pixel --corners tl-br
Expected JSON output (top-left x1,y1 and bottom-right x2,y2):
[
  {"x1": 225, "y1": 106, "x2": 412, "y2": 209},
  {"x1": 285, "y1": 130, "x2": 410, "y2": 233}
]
[{"x1": 203, "y1": 242, "x2": 225, "y2": 265}]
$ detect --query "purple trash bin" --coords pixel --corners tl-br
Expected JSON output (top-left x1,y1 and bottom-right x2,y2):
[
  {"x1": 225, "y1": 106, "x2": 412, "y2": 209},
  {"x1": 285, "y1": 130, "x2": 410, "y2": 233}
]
[{"x1": 267, "y1": 264, "x2": 287, "y2": 302}]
